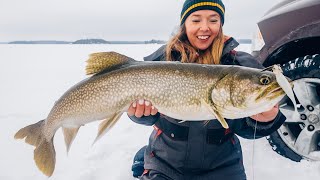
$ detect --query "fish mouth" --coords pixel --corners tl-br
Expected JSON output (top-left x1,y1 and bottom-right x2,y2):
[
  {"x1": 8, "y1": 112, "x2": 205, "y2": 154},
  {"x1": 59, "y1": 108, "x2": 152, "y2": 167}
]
[
  {"x1": 270, "y1": 86, "x2": 284, "y2": 94},
  {"x1": 255, "y1": 83, "x2": 286, "y2": 102},
  {"x1": 265, "y1": 86, "x2": 286, "y2": 101},
  {"x1": 268, "y1": 86, "x2": 285, "y2": 96}
]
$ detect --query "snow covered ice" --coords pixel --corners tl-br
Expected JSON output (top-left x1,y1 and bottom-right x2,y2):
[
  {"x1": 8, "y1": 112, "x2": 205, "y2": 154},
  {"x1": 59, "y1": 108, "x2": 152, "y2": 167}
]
[{"x1": 0, "y1": 44, "x2": 319, "y2": 180}]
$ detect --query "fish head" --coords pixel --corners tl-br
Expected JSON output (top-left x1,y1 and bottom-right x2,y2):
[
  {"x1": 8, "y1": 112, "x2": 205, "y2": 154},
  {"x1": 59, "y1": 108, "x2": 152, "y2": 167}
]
[{"x1": 210, "y1": 67, "x2": 291, "y2": 118}]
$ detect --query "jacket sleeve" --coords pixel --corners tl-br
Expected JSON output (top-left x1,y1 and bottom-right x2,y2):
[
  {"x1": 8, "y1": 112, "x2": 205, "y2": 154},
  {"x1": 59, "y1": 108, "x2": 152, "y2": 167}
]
[
  {"x1": 234, "y1": 51, "x2": 264, "y2": 69},
  {"x1": 231, "y1": 111, "x2": 286, "y2": 139},
  {"x1": 129, "y1": 113, "x2": 160, "y2": 126}
]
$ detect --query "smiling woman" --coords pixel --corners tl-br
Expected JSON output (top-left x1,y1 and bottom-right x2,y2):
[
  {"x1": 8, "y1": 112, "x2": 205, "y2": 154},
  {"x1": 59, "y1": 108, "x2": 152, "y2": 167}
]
[
  {"x1": 165, "y1": 0, "x2": 225, "y2": 65},
  {"x1": 128, "y1": 0, "x2": 287, "y2": 180},
  {"x1": 185, "y1": 10, "x2": 221, "y2": 50}
]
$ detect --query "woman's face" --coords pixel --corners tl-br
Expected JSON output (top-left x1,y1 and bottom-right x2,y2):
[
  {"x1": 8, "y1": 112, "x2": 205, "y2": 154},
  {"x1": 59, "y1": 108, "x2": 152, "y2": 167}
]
[{"x1": 185, "y1": 10, "x2": 221, "y2": 50}]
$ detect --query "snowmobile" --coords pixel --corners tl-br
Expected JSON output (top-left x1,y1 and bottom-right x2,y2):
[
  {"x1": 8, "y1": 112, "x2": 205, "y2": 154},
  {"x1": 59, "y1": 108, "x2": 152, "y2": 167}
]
[{"x1": 253, "y1": 0, "x2": 320, "y2": 162}]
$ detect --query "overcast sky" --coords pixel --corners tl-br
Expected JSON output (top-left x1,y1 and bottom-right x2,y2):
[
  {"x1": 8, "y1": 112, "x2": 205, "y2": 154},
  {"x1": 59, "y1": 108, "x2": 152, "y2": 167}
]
[{"x1": 0, "y1": 0, "x2": 281, "y2": 42}]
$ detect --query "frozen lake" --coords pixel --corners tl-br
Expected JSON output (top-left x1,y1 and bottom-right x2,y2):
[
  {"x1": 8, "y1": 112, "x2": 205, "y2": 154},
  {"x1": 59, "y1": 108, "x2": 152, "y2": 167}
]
[{"x1": 0, "y1": 44, "x2": 319, "y2": 180}]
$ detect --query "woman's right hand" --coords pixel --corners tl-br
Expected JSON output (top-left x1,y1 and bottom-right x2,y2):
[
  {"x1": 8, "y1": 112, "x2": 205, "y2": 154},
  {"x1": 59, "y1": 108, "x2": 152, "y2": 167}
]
[{"x1": 127, "y1": 99, "x2": 158, "y2": 117}]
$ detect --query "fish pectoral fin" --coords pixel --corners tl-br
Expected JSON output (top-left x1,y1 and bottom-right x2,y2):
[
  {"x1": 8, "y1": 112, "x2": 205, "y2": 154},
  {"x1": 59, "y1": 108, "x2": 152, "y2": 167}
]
[
  {"x1": 202, "y1": 100, "x2": 229, "y2": 129},
  {"x1": 92, "y1": 113, "x2": 122, "y2": 145},
  {"x1": 211, "y1": 110, "x2": 229, "y2": 129},
  {"x1": 85, "y1": 52, "x2": 135, "y2": 75},
  {"x1": 62, "y1": 126, "x2": 80, "y2": 153}
]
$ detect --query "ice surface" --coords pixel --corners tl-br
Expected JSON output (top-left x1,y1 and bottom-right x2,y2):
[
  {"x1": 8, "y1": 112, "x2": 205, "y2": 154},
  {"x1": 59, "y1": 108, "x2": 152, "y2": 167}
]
[{"x1": 0, "y1": 44, "x2": 319, "y2": 180}]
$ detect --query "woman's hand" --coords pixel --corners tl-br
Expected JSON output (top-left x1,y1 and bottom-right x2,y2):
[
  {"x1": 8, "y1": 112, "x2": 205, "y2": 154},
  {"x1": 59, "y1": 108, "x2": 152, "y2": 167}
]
[
  {"x1": 127, "y1": 99, "x2": 158, "y2": 117},
  {"x1": 250, "y1": 104, "x2": 279, "y2": 122}
]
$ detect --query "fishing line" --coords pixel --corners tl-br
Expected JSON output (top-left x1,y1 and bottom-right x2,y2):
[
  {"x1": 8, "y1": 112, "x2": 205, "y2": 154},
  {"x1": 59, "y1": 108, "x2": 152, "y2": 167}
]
[{"x1": 251, "y1": 118, "x2": 258, "y2": 180}]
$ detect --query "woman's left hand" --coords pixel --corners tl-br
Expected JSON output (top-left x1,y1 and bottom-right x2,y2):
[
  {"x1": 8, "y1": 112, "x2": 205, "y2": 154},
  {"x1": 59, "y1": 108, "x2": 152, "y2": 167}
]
[{"x1": 250, "y1": 104, "x2": 279, "y2": 122}]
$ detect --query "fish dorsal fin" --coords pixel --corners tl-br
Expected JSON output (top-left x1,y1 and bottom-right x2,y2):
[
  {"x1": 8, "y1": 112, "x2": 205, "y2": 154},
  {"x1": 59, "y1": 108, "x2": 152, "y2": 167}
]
[
  {"x1": 62, "y1": 126, "x2": 80, "y2": 153},
  {"x1": 85, "y1": 52, "x2": 134, "y2": 75},
  {"x1": 92, "y1": 113, "x2": 122, "y2": 145}
]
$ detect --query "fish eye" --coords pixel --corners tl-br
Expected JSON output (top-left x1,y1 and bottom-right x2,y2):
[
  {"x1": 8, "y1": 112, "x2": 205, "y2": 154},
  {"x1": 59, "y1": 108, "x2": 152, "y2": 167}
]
[{"x1": 260, "y1": 74, "x2": 272, "y2": 85}]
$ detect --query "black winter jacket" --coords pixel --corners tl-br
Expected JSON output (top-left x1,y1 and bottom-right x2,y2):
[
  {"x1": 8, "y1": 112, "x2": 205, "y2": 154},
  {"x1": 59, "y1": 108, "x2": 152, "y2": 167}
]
[{"x1": 129, "y1": 38, "x2": 286, "y2": 180}]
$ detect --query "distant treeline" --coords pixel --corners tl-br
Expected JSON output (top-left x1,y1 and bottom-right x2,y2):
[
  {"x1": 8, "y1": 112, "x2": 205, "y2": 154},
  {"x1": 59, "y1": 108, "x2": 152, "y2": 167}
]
[
  {"x1": 8, "y1": 40, "x2": 71, "y2": 44},
  {"x1": 7, "y1": 39, "x2": 167, "y2": 44},
  {"x1": 4, "y1": 38, "x2": 251, "y2": 44}
]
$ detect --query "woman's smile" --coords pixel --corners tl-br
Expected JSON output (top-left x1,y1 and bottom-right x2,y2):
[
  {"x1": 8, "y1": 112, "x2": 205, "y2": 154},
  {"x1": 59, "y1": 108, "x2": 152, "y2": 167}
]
[
  {"x1": 197, "y1": 35, "x2": 210, "y2": 40},
  {"x1": 185, "y1": 10, "x2": 221, "y2": 50}
]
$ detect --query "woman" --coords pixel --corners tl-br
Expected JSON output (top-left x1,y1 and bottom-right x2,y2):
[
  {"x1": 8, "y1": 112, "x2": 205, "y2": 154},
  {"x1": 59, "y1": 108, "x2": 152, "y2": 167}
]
[{"x1": 128, "y1": 0, "x2": 286, "y2": 179}]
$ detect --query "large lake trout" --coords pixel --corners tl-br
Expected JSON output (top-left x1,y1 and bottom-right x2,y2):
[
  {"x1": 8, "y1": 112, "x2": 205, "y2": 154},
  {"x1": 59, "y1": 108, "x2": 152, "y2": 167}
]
[{"x1": 15, "y1": 52, "x2": 288, "y2": 176}]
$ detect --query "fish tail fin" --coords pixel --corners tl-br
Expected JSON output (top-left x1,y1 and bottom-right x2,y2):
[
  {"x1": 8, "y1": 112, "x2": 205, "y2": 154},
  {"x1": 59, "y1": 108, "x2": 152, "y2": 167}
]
[
  {"x1": 34, "y1": 138, "x2": 56, "y2": 177},
  {"x1": 14, "y1": 120, "x2": 45, "y2": 147},
  {"x1": 14, "y1": 120, "x2": 56, "y2": 176}
]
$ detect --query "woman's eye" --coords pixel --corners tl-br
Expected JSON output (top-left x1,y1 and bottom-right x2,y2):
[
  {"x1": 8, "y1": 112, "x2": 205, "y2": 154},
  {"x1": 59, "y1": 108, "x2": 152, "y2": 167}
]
[
  {"x1": 192, "y1": 20, "x2": 200, "y2": 23},
  {"x1": 209, "y1": 19, "x2": 218, "y2": 23}
]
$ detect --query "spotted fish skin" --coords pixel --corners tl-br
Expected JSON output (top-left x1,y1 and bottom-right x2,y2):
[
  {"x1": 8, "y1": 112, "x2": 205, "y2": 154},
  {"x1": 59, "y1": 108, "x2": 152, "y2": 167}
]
[{"x1": 14, "y1": 52, "x2": 287, "y2": 177}]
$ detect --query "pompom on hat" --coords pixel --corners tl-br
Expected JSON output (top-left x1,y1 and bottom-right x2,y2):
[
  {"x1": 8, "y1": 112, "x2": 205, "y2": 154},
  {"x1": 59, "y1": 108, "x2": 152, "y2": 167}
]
[{"x1": 180, "y1": 0, "x2": 225, "y2": 26}]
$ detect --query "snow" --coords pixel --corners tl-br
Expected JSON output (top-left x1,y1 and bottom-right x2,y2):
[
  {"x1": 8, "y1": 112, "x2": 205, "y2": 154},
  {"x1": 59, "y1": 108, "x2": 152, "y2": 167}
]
[{"x1": 0, "y1": 44, "x2": 319, "y2": 180}]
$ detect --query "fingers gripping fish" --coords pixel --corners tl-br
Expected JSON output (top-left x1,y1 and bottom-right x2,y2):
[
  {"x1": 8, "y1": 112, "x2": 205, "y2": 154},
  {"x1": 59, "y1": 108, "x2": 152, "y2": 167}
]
[{"x1": 14, "y1": 52, "x2": 288, "y2": 176}]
